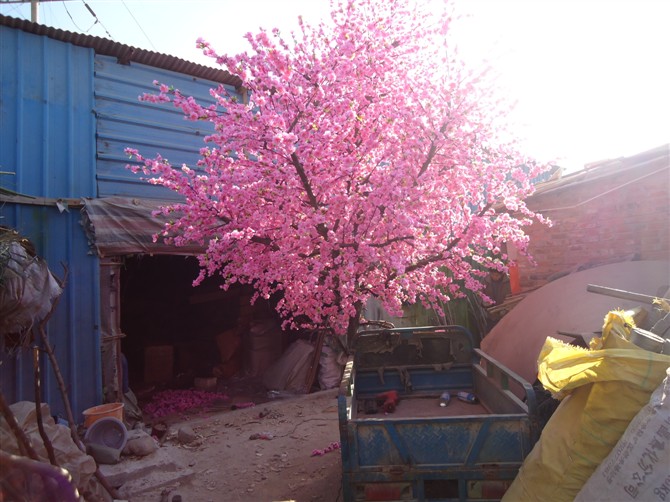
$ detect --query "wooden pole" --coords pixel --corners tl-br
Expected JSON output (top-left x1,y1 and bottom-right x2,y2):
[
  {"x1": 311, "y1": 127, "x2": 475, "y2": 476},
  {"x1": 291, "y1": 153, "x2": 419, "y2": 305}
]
[
  {"x1": 31, "y1": 0, "x2": 39, "y2": 23},
  {"x1": 33, "y1": 345, "x2": 59, "y2": 466}
]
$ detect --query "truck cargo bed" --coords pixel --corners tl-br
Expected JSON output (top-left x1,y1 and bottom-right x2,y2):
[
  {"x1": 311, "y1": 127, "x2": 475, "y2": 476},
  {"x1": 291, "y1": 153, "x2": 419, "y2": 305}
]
[
  {"x1": 338, "y1": 325, "x2": 540, "y2": 502},
  {"x1": 355, "y1": 395, "x2": 490, "y2": 418}
]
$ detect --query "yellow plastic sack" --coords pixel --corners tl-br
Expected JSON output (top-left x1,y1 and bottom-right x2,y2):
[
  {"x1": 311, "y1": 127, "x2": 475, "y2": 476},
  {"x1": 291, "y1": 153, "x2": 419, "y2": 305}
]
[{"x1": 503, "y1": 310, "x2": 670, "y2": 502}]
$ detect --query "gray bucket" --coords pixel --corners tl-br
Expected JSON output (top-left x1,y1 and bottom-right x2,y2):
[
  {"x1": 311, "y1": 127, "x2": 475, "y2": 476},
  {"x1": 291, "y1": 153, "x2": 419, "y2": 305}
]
[{"x1": 84, "y1": 416, "x2": 128, "y2": 452}]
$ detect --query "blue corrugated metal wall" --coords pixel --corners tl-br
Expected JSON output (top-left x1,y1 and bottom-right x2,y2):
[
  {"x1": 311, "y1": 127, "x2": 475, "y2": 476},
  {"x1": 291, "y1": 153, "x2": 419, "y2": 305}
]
[
  {"x1": 94, "y1": 54, "x2": 242, "y2": 199},
  {"x1": 0, "y1": 25, "x2": 101, "y2": 420},
  {"x1": 1, "y1": 23, "x2": 243, "y2": 422}
]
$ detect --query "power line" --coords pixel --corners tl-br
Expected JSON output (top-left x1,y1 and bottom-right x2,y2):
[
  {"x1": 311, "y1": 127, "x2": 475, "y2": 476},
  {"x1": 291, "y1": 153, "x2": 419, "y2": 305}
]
[
  {"x1": 121, "y1": 0, "x2": 156, "y2": 51},
  {"x1": 3, "y1": 0, "x2": 157, "y2": 52},
  {"x1": 81, "y1": 0, "x2": 113, "y2": 39},
  {"x1": 0, "y1": 2, "x2": 23, "y2": 16},
  {"x1": 61, "y1": 0, "x2": 88, "y2": 32}
]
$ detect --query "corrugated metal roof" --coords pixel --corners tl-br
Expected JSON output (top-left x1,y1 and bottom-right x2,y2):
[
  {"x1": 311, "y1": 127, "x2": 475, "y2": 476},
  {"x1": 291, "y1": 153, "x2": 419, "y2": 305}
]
[
  {"x1": 531, "y1": 144, "x2": 670, "y2": 198},
  {"x1": 0, "y1": 14, "x2": 242, "y2": 88}
]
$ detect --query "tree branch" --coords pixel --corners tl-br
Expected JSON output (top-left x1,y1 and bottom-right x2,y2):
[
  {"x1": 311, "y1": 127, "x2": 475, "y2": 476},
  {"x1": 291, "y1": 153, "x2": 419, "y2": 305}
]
[
  {"x1": 290, "y1": 153, "x2": 319, "y2": 210},
  {"x1": 287, "y1": 80, "x2": 320, "y2": 133},
  {"x1": 417, "y1": 121, "x2": 448, "y2": 178},
  {"x1": 250, "y1": 235, "x2": 278, "y2": 249},
  {"x1": 287, "y1": 109, "x2": 304, "y2": 133},
  {"x1": 289, "y1": 152, "x2": 329, "y2": 240},
  {"x1": 389, "y1": 202, "x2": 493, "y2": 280},
  {"x1": 38, "y1": 264, "x2": 121, "y2": 500},
  {"x1": 368, "y1": 235, "x2": 414, "y2": 248},
  {"x1": 401, "y1": 236, "x2": 462, "y2": 276}
]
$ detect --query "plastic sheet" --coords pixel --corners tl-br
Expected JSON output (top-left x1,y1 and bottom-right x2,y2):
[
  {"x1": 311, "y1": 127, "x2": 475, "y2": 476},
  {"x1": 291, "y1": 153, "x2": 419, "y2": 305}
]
[
  {"x1": 81, "y1": 196, "x2": 205, "y2": 257},
  {"x1": 0, "y1": 241, "x2": 62, "y2": 339},
  {"x1": 0, "y1": 401, "x2": 96, "y2": 490},
  {"x1": 318, "y1": 341, "x2": 345, "y2": 390},
  {"x1": 262, "y1": 339, "x2": 315, "y2": 392}
]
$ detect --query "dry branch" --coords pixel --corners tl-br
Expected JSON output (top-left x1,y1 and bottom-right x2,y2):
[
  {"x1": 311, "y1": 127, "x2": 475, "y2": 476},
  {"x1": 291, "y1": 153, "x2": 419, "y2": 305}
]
[
  {"x1": 33, "y1": 345, "x2": 58, "y2": 466},
  {"x1": 0, "y1": 390, "x2": 39, "y2": 461},
  {"x1": 36, "y1": 263, "x2": 121, "y2": 500}
]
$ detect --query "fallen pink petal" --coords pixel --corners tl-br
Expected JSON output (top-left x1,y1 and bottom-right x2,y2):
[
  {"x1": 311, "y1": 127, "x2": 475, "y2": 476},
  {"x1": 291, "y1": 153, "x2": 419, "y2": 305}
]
[{"x1": 144, "y1": 389, "x2": 229, "y2": 419}]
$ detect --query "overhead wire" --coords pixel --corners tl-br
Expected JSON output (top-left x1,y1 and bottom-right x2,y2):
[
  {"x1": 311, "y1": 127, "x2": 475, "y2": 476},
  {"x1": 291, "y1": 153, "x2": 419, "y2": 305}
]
[
  {"x1": 81, "y1": 0, "x2": 113, "y2": 39},
  {"x1": 3, "y1": 0, "x2": 156, "y2": 52},
  {"x1": 62, "y1": 0, "x2": 89, "y2": 32},
  {"x1": 0, "y1": 2, "x2": 24, "y2": 17},
  {"x1": 121, "y1": 0, "x2": 157, "y2": 51}
]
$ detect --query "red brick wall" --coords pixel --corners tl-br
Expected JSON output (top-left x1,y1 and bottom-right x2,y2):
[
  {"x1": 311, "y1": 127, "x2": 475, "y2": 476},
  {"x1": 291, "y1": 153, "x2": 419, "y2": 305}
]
[{"x1": 516, "y1": 145, "x2": 669, "y2": 291}]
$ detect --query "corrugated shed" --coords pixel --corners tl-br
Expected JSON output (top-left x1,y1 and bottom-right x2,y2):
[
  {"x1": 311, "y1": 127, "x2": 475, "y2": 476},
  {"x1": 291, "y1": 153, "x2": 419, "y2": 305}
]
[
  {"x1": 95, "y1": 54, "x2": 243, "y2": 199},
  {"x1": 0, "y1": 25, "x2": 101, "y2": 419},
  {"x1": 1, "y1": 19, "x2": 246, "y2": 421}
]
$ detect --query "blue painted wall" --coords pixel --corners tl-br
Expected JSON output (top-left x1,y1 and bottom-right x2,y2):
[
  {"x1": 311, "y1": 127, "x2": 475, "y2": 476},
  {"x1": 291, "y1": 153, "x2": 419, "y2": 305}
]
[
  {"x1": 1, "y1": 23, "x2": 242, "y2": 421},
  {"x1": 94, "y1": 54, "x2": 241, "y2": 199},
  {"x1": 0, "y1": 25, "x2": 100, "y2": 420}
]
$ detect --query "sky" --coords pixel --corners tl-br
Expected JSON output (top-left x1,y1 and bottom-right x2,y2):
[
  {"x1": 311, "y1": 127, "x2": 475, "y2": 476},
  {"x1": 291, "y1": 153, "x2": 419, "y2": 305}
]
[{"x1": 2, "y1": 0, "x2": 669, "y2": 171}]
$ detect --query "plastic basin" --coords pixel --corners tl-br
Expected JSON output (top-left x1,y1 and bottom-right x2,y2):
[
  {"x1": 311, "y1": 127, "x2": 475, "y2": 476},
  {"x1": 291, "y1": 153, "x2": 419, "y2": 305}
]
[{"x1": 84, "y1": 417, "x2": 128, "y2": 451}]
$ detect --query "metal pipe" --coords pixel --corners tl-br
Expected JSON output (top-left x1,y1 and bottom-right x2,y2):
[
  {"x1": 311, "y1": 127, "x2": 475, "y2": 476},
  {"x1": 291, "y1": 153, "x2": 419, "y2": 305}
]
[{"x1": 586, "y1": 284, "x2": 669, "y2": 305}]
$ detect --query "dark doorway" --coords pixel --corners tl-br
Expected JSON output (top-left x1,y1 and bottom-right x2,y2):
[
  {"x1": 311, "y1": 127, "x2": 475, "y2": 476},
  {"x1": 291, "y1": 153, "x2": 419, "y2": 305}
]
[{"x1": 119, "y1": 254, "x2": 274, "y2": 389}]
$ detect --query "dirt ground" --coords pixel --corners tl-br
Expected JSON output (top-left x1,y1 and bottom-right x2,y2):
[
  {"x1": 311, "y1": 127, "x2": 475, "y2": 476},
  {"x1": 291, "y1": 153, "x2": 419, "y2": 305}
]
[{"x1": 122, "y1": 387, "x2": 343, "y2": 502}]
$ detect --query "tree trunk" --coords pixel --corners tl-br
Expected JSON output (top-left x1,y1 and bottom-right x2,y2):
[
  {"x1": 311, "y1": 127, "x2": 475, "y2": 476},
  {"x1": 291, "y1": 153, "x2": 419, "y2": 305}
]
[{"x1": 345, "y1": 301, "x2": 363, "y2": 350}]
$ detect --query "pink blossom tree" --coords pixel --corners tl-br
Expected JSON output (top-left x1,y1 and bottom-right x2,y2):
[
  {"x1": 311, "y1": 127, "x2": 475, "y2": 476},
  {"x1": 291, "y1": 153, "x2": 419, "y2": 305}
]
[{"x1": 127, "y1": 0, "x2": 549, "y2": 341}]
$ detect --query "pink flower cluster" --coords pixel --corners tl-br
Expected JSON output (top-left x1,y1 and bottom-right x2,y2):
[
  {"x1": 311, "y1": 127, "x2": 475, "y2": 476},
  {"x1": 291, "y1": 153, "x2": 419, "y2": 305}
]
[
  {"x1": 126, "y1": 0, "x2": 551, "y2": 337},
  {"x1": 144, "y1": 389, "x2": 229, "y2": 418}
]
